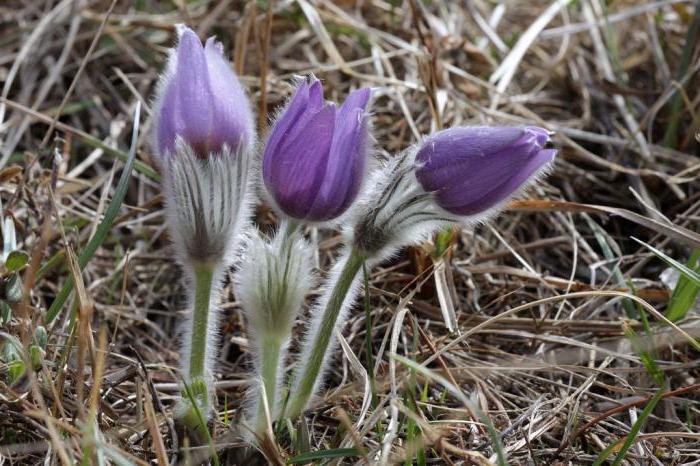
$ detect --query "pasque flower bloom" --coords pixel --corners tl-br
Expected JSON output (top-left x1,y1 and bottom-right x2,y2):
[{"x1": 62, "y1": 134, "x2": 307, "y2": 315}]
[
  {"x1": 156, "y1": 25, "x2": 253, "y2": 158},
  {"x1": 354, "y1": 125, "x2": 556, "y2": 256},
  {"x1": 152, "y1": 25, "x2": 255, "y2": 431},
  {"x1": 415, "y1": 126, "x2": 556, "y2": 216},
  {"x1": 263, "y1": 78, "x2": 371, "y2": 222},
  {"x1": 154, "y1": 25, "x2": 254, "y2": 264}
]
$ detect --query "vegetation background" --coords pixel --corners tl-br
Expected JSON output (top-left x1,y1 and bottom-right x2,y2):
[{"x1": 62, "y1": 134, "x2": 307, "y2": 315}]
[{"x1": 0, "y1": 0, "x2": 699, "y2": 464}]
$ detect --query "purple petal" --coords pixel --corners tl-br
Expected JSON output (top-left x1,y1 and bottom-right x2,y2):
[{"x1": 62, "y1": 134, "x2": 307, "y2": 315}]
[
  {"x1": 437, "y1": 148, "x2": 555, "y2": 215},
  {"x1": 264, "y1": 105, "x2": 336, "y2": 219},
  {"x1": 305, "y1": 87, "x2": 370, "y2": 219},
  {"x1": 415, "y1": 125, "x2": 556, "y2": 216},
  {"x1": 204, "y1": 37, "x2": 253, "y2": 153},
  {"x1": 416, "y1": 126, "x2": 549, "y2": 191},
  {"x1": 157, "y1": 81, "x2": 178, "y2": 155},
  {"x1": 283, "y1": 80, "x2": 327, "y2": 144},
  {"x1": 415, "y1": 126, "x2": 529, "y2": 188},
  {"x1": 305, "y1": 89, "x2": 370, "y2": 219},
  {"x1": 340, "y1": 87, "x2": 371, "y2": 114},
  {"x1": 307, "y1": 106, "x2": 367, "y2": 220},
  {"x1": 434, "y1": 146, "x2": 555, "y2": 215},
  {"x1": 526, "y1": 126, "x2": 550, "y2": 148},
  {"x1": 307, "y1": 78, "x2": 324, "y2": 110},
  {"x1": 172, "y1": 28, "x2": 214, "y2": 156},
  {"x1": 263, "y1": 80, "x2": 311, "y2": 173}
]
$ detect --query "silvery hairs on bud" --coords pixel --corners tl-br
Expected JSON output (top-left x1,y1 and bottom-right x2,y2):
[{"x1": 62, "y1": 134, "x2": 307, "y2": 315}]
[
  {"x1": 162, "y1": 139, "x2": 253, "y2": 267},
  {"x1": 164, "y1": 140, "x2": 255, "y2": 393},
  {"x1": 236, "y1": 226, "x2": 313, "y2": 339},
  {"x1": 349, "y1": 149, "x2": 457, "y2": 261}
]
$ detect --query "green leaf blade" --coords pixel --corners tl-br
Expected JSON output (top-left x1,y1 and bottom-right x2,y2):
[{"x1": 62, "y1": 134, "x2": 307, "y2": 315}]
[
  {"x1": 287, "y1": 448, "x2": 360, "y2": 464},
  {"x1": 665, "y1": 250, "x2": 700, "y2": 322},
  {"x1": 633, "y1": 237, "x2": 700, "y2": 287},
  {"x1": 5, "y1": 250, "x2": 28, "y2": 272}
]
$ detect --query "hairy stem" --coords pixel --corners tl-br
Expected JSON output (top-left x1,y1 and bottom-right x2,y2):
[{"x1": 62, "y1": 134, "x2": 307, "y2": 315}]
[
  {"x1": 256, "y1": 335, "x2": 283, "y2": 435},
  {"x1": 190, "y1": 262, "x2": 214, "y2": 380},
  {"x1": 180, "y1": 261, "x2": 216, "y2": 431},
  {"x1": 285, "y1": 249, "x2": 366, "y2": 418}
]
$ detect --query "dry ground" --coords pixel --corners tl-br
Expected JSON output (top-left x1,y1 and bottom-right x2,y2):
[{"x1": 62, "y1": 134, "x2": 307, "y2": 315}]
[{"x1": 0, "y1": 0, "x2": 699, "y2": 464}]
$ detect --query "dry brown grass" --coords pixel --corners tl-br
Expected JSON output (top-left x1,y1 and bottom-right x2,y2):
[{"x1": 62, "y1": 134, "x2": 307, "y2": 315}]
[{"x1": 1, "y1": 0, "x2": 699, "y2": 464}]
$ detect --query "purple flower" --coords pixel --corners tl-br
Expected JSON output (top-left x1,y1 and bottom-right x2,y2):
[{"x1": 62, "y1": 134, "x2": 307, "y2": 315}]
[
  {"x1": 415, "y1": 126, "x2": 556, "y2": 216},
  {"x1": 263, "y1": 78, "x2": 371, "y2": 222},
  {"x1": 156, "y1": 26, "x2": 253, "y2": 158}
]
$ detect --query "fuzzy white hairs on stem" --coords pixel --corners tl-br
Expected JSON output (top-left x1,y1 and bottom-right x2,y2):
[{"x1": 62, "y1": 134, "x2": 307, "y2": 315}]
[{"x1": 286, "y1": 245, "x2": 365, "y2": 415}]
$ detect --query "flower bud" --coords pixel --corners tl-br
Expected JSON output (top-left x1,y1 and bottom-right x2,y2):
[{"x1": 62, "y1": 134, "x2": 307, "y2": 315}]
[
  {"x1": 155, "y1": 25, "x2": 253, "y2": 159},
  {"x1": 263, "y1": 78, "x2": 371, "y2": 222},
  {"x1": 415, "y1": 126, "x2": 556, "y2": 216},
  {"x1": 236, "y1": 227, "x2": 313, "y2": 339}
]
